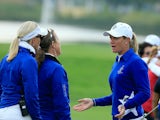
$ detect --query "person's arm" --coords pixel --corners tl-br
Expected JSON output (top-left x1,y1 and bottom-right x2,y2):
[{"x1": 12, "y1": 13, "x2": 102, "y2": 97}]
[
  {"x1": 114, "y1": 60, "x2": 150, "y2": 119},
  {"x1": 93, "y1": 94, "x2": 112, "y2": 106},
  {"x1": 0, "y1": 57, "x2": 6, "y2": 100},
  {"x1": 152, "y1": 92, "x2": 160, "y2": 119},
  {"x1": 73, "y1": 95, "x2": 112, "y2": 112},
  {"x1": 148, "y1": 62, "x2": 160, "y2": 77},
  {"x1": 0, "y1": 61, "x2": 2, "y2": 101},
  {"x1": 124, "y1": 60, "x2": 150, "y2": 109},
  {"x1": 153, "y1": 78, "x2": 160, "y2": 119},
  {"x1": 22, "y1": 58, "x2": 42, "y2": 120},
  {"x1": 52, "y1": 66, "x2": 71, "y2": 120},
  {"x1": 73, "y1": 98, "x2": 94, "y2": 111}
]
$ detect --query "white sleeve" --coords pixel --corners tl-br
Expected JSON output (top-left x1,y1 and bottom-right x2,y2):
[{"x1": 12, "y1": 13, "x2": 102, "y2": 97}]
[{"x1": 148, "y1": 62, "x2": 160, "y2": 77}]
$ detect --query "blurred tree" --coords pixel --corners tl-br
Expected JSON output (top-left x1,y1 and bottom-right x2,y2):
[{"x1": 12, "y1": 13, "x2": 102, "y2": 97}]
[
  {"x1": 0, "y1": 0, "x2": 41, "y2": 21},
  {"x1": 106, "y1": 0, "x2": 159, "y2": 10},
  {"x1": 106, "y1": 0, "x2": 159, "y2": 5}
]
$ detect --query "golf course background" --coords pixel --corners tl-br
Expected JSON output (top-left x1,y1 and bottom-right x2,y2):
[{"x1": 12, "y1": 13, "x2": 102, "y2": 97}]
[{"x1": 0, "y1": 43, "x2": 115, "y2": 120}]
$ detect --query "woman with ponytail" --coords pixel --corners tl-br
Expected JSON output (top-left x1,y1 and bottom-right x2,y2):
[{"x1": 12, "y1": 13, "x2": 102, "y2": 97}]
[
  {"x1": 73, "y1": 22, "x2": 150, "y2": 120},
  {"x1": 0, "y1": 21, "x2": 46, "y2": 120},
  {"x1": 36, "y1": 28, "x2": 71, "y2": 120}
]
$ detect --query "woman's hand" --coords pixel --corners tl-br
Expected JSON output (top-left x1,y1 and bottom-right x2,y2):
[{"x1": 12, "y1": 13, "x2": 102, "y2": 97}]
[
  {"x1": 114, "y1": 104, "x2": 125, "y2": 119},
  {"x1": 73, "y1": 98, "x2": 94, "y2": 112}
]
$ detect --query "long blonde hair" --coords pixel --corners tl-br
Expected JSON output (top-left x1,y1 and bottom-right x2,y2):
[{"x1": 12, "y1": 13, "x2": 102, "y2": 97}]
[
  {"x1": 147, "y1": 46, "x2": 159, "y2": 64},
  {"x1": 129, "y1": 32, "x2": 138, "y2": 54},
  {"x1": 7, "y1": 21, "x2": 38, "y2": 61}
]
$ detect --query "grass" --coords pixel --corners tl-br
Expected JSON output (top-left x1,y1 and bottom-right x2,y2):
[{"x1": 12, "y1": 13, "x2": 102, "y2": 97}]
[
  {"x1": 58, "y1": 43, "x2": 115, "y2": 120},
  {"x1": 0, "y1": 44, "x2": 9, "y2": 59},
  {"x1": 0, "y1": 43, "x2": 116, "y2": 120}
]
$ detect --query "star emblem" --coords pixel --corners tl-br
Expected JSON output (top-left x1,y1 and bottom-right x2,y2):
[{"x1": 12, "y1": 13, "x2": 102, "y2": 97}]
[{"x1": 119, "y1": 91, "x2": 138, "y2": 117}]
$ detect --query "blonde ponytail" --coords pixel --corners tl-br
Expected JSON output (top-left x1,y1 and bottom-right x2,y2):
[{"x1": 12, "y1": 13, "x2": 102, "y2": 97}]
[
  {"x1": 7, "y1": 21, "x2": 38, "y2": 62},
  {"x1": 147, "y1": 46, "x2": 158, "y2": 64},
  {"x1": 130, "y1": 32, "x2": 138, "y2": 54},
  {"x1": 7, "y1": 37, "x2": 19, "y2": 61}
]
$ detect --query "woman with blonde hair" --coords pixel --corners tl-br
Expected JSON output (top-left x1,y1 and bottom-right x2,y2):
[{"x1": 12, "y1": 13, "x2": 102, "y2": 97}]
[
  {"x1": 0, "y1": 21, "x2": 46, "y2": 120},
  {"x1": 73, "y1": 22, "x2": 150, "y2": 120}
]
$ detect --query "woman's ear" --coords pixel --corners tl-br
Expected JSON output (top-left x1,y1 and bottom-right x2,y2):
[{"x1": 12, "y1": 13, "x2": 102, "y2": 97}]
[
  {"x1": 125, "y1": 38, "x2": 130, "y2": 44},
  {"x1": 28, "y1": 39, "x2": 34, "y2": 46},
  {"x1": 51, "y1": 41, "x2": 56, "y2": 48}
]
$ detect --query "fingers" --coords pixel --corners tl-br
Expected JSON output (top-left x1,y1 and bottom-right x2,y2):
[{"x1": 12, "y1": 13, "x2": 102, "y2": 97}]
[
  {"x1": 73, "y1": 104, "x2": 85, "y2": 112},
  {"x1": 73, "y1": 99, "x2": 86, "y2": 112},
  {"x1": 73, "y1": 98, "x2": 92, "y2": 112},
  {"x1": 73, "y1": 102, "x2": 87, "y2": 112},
  {"x1": 114, "y1": 105, "x2": 125, "y2": 119},
  {"x1": 114, "y1": 112, "x2": 123, "y2": 119},
  {"x1": 77, "y1": 98, "x2": 91, "y2": 102},
  {"x1": 77, "y1": 99, "x2": 86, "y2": 103}
]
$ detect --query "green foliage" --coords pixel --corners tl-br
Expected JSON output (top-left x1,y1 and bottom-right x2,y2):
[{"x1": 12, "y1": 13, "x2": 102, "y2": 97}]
[
  {"x1": 106, "y1": 0, "x2": 159, "y2": 6},
  {"x1": 55, "y1": 9, "x2": 119, "y2": 30},
  {"x1": 0, "y1": 43, "x2": 115, "y2": 120},
  {"x1": 0, "y1": 1, "x2": 160, "y2": 35},
  {"x1": 55, "y1": 9, "x2": 160, "y2": 35},
  {"x1": 121, "y1": 11, "x2": 160, "y2": 35},
  {"x1": 0, "y1": 1, "x2": 41, "y2": 21}
]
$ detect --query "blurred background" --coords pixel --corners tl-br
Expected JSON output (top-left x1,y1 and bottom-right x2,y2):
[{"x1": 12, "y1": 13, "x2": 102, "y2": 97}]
[
  {"x1": 0, "y1": 0, "x2": 160, "y2": 43},
  {"x1": 0, "y1": 0, "x2": 160, "y2": 120}
]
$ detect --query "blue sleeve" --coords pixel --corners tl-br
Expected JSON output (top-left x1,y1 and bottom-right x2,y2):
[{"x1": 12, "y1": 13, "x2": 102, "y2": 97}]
[
  {"x1": 94, "y1": 94, "x2": 112, "y2": 106},
  {"x1": 21, "y1": 58, "x2": 42, "y2": 120},
  {"x1": 158, "y1": 104, "x2": 160, "y2": 110},
  {"x1": 52, "y1": 66, "x2": 71, "y2": 120},
  {"x1": 0, "y1": 61, "x2": 2, "y2": 100},
  {"x1": 124, "y1": 60, "x2": 150, "y2": 109},
  {"x1": 0, "y1": 57, "x2": 6, "y2": 101}
]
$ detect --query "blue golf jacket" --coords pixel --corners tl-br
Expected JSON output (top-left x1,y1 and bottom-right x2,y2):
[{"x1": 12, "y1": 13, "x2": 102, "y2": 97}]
[
  {"x1": 93, "y1": 48, "x2": 150, "y2": 120},
  {"x1": 0, "y1": 47, "x2": 41, "y2": 120},
  {"x1": 38, "y1": 54, "x2": 71, "y2": 120}
]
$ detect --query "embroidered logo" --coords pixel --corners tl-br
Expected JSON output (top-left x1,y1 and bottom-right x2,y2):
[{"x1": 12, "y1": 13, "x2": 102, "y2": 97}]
[
  {"x1": 117, "y1": 65, "x2": 124, "y2": 74},
  {"x1": 62, "y1": 84, "x2": 67, "y2": 97}
]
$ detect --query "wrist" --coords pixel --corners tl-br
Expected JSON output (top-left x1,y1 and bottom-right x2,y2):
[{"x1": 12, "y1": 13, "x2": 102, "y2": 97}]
[{"x1": 92, "y1": 99, "x2": 96, "y2": 106}]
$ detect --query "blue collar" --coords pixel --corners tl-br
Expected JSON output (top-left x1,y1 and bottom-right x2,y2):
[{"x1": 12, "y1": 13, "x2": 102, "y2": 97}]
[{"x1": 116, "y1": 48, "x2": 134, "y2": 62}]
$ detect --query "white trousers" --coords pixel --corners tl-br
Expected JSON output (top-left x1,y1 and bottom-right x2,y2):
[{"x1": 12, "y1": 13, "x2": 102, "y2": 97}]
[{"x1": 0, "y1": 104, "x2": 31, "y2": 120}]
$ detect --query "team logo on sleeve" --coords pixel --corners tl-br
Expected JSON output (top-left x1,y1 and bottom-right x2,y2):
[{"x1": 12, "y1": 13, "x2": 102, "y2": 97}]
[{"x1": 62, "y1": 84, "x2": 67, "y2": 97}]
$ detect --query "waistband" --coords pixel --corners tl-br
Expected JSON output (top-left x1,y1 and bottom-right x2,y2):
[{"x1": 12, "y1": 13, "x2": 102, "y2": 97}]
[{"x1": 130, "y1": 116, "x2": 147, "y2": 120}]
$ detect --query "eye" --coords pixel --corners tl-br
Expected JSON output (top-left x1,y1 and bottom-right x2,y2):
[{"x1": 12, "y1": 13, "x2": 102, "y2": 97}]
[
  {"x1": 110, "y1": 36, "x2": 121, "y2": 40},
  {"x1": 114, "y1": 37, "x2": 120, "y2": 40}
]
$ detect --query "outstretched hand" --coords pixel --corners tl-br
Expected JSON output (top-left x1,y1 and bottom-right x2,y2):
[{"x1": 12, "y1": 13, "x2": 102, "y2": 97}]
[{"x1": 73, "y1": 98, "x2": 94, "y2": 112}]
